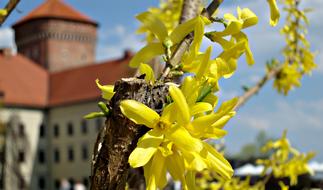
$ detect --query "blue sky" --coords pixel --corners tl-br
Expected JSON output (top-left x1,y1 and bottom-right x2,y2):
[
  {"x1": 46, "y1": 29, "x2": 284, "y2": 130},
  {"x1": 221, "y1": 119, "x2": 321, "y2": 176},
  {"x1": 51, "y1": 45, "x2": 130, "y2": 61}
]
[{"x1": 1, "y1": 0, "x2": 323, "y2": 161}]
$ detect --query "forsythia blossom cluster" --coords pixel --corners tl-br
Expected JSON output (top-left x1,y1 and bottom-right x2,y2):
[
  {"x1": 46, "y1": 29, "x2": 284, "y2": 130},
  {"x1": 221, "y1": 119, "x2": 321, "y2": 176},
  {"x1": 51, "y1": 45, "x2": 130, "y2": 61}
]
[
  {"x1": 86, "y1": 0, "x2": 289, "y2": 189},
  {"x1": 196, "y1": 131, "x2": 314, "y2": 190},
  {"x1": 273, "y1": 0, "x2": 316, "y2": 94}
]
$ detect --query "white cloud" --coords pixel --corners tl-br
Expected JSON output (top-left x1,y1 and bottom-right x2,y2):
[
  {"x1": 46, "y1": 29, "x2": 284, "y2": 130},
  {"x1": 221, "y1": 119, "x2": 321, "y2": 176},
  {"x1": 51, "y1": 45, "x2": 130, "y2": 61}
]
[
  {"x1": 96, "y1": 25, "x2": 144, "y2": 61},
  {"x1": 0, "y1": 28, "x2": 15, "y2": 48}
]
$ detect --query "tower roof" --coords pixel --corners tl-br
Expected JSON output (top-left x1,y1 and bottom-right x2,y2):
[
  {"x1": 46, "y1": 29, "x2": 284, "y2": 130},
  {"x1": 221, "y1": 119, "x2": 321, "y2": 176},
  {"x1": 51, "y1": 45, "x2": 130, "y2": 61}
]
[{"x1": 13, "y1": 0, "x2": 97, "y2": 27}]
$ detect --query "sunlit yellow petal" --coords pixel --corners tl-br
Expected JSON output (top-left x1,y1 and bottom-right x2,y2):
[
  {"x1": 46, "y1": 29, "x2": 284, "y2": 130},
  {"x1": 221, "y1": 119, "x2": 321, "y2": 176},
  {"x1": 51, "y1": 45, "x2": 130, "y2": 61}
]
[
  {"x1": 233, "y1": 32, "x2": 254, "y2": 65},
  {"x1": 214, "y1": 18, "x2": 243, "y2": 36},
  {"x1": 238, "y1": 7, "x2": 258, "y2": 28},
  {"x1": 182, "y1": 150, "x2": 208, "y2": 171},
  {"x1": 120, "y1": 100, "x2": 160, "y2": 128},
  {"x1": 191, "y1": 102, "x2": 213, "y2": 116},
  {"x1": 166, "y1": 150, "x2": 186, "y2": 181},
  {"x1": 136, "y1": 12, "x2": 168, "y2": 42},
  {"x1": 184, "y1": 170, "x2": 197, "y2": 190},
  {"x1": 95, "y1": 79, "x2": 115, "y2": 100},
  {"x1": 181, "y1": 76, "x2": 200, "y2": 105},
  {"x1": 129, "y1": 129, "x2": 163, "y2": 167},
  {"x1": 146, "y1": 151, "x2": 168, "y2": 189},
  {"x1": 203, "y1": 142, "x2": 234, "y2": 180},
  {"x1": 139, "y1": 63, "x2": 155, "y2": 82},
  {"x1": 169, "y1": 17, "x2": 198, "y2": 45},
  {"x1": 196, "y1": 46, "x2": 212, "y2": 79},
  {"x1": 203, "y1": 93, "x2": 218, "y2": 109},
  {"x1": 169, "y1": 85, "x2": 190, "y2": 125},
  {"x1": 0, "y1": 9, "x2": 8, "y2": 16},
  {"x1": 182, "y1": 16, "x2": 205, "y2": 66},
  {"x1": 267, "y1": 0, "x2": 280, "y2": 26},
  {"x1": 129, "y1": 43, "x2": 164, "y2": 68},
  {"x1": 165, "y1": 124, "x2": 203, "y2": 153}
]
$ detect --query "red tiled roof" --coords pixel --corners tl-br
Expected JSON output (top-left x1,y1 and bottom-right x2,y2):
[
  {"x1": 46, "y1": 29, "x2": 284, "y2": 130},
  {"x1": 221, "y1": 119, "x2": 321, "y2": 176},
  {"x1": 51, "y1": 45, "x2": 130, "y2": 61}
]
[
  {"x1": 49, "y1": 57, "x2": 135, "y2": 107},
  {"x1": 13, "y1": 0, "x2": 97, "y2": 27},
  {"x1": 0, "y1": 54, "x2": 48, "y2": 108},
  {"x1": 0, "y1": 53, "x2": 135, "y2": 108}
]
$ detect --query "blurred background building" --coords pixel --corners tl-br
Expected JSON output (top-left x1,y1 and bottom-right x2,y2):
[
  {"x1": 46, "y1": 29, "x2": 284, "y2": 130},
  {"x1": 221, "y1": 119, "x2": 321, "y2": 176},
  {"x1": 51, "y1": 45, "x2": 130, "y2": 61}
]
[{"x1": 0, "y1": 0, "x2": 134, "y2": 189}]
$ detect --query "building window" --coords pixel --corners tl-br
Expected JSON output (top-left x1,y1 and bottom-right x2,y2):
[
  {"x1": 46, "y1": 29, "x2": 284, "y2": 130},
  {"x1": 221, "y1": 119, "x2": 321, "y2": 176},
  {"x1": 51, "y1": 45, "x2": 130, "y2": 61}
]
[
  {"x1": 81, "y1": 144, "x2": 88, "y2": 160},
  {"x1": 54, "y1": 124, "x2": 59, "y2": 138},
  {"x1": 54, "y1": 148, "x2": 60, "y2": 163},
  {"x1": 96, "y1": 118, "x2": 102, "y2": 132},
  {"x1": 19, "y1": 177, "x2": 25, "y2": 189},
  {"x1": 54, "y1": 179, "x2": 60, "y2": 190},
  {"x1": 83, "y1": 177, "x2": 89, "y2": 187},
  {"x1": 38, "y1": 176, "x2": 45, "y2": 189},
  {"x1": 38, "y1": 149, "x2": 45, "y2": 164},
  {"x1": 18, "y1": 151, "x2": 25, "y2": 163},
  {"x1": 67, "y1": 122, "x2": 74, "y2": 136},
  {"x1": 18, "y1": 123, "x2": 25, "y2": 137},
  {"x1": 68, "y1": 147, "x2": 74, "y2": 162},
  {"x1": 39, "y1": 124, "x2": 45, "y2": 138},
  {"x1": 81, "y1": 120, "x2": 88, "y2": 134}
]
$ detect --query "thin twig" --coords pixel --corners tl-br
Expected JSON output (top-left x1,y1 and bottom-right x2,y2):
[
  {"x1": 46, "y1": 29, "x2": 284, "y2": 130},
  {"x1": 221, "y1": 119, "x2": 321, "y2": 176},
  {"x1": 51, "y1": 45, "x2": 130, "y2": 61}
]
[
  {"x1": 170, "y1": 0, "x2": 223, "y2": 67},
  {"x1": 235, "y1": 65, "x2": 283, "y2": 110},
  {"x1": 235, "y1": 1, "x2": 302, "y2": 110},
  {"x1": 0, "y1": 0, "x2": 20, "y2": 25}
]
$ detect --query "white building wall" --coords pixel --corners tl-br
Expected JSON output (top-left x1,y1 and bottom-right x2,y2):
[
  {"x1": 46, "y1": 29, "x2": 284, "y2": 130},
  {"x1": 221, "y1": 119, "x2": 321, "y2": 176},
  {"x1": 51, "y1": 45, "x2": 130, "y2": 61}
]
[
  {"x1": 48, "y1": 101, "x2": 103, "y2": 190},
  {"x1": 0, "y1": 108, "x2": 45, "y2": 190}
]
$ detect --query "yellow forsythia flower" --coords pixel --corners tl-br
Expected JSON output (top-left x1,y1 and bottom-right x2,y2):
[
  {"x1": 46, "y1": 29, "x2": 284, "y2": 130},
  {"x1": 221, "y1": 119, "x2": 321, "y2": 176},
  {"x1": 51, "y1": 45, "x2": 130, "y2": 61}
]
[
  {"x1": 95, "y1": 79, "x2": 114, "y2": 101},
  {"x1": 267, "y1": 0, "x2": 280, "y2": 26}
]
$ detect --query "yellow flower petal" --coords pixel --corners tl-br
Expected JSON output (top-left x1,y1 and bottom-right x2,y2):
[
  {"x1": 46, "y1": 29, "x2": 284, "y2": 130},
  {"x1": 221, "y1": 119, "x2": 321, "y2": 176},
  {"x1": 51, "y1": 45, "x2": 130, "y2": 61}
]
[
  {"x1": 238, "y1": 7, "x2": 258, "y2": 28},
  {"x1": 233, "y1": 32, "x2": 254, "y2": 65},
  {"x1": 166, "y1": 150, "x2": 186, "y2": 181},
  {"x1": 129, "y1": 129, "x2": 163, "y2": 168},
  {"x1": 267, "y1": 0, "x2": 280, "y2": 26},
  {"x1": 196, "y1": 46, "x2": 212, "y2": 79},
  {"x1": 129, "y1": 43, "x2": 164, "y2": 68},
  {"x1": 203, "y1": 142, "x2": 234, "y2": 180},
  {"x1": 185, "y1": 171, "x2": 198, "y2": 190},
  {"x1": 191, "y1": 102, "x2": 213, "y2": 116},
  {"x1": 169, "y1": 85, "x2": 190, "y2": 125},
  {"x1": 169, "y1": 17, "x2": 198, "y2": 45},
  {"x1": 165, "y1": 124, "x2": 203, "y2": 153},
  {"x1": 182, "y1": 16, "x2": 205, "y2": 66},
  {"x1": 145, "y1": 150, "x2": 168, "y2": 190},
  {"x1": 136, "y1": 12, "x2": 168, "y2": 42},
  {"x1": 0, "y1": 9, "x2": 8, "y2": 16},
  {"x1": 120, "y1": 100, "x2": 160, "y2": 128},
  {"x1": 203, "y1": 93, "x2": 218, "y2": 109},
  {"x1": 181, "y1": 76, "x2": 200, "y2": 105},
  {"x1": 214, "y1": 17, "x2": 243, "y2": 36},
  {"x1": 95, "y1": 79, "x2": 114, "y2": 100},
  {"x1": 139, "y1": 63, "x2": 155, "y2": 82}
]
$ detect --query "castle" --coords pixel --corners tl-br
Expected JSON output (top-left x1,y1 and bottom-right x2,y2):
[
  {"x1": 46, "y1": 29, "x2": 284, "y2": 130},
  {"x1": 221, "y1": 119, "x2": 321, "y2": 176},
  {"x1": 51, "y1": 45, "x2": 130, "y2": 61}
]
[{"x1": 0, "y1": 0, "x2": 134, "y2": 189}]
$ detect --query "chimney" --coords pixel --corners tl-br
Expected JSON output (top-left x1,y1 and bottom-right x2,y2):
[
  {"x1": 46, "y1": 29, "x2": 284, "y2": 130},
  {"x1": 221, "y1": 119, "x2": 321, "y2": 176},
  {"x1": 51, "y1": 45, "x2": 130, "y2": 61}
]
[
  {"x1": 123, "y1": 49, "x2": 133, "y2": 59},
  {"x1": 0, "y1": 91, "x2": 4, "y2": 105},
  {"x1": 0, "y1": 48, "x2": 13, "y2": 57}
]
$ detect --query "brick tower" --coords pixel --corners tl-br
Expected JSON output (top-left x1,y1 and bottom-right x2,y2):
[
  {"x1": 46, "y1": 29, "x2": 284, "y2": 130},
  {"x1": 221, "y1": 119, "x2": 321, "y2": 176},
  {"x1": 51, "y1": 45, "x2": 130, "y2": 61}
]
[{"x1": 12, "y1": 0, "x2": 98, "y2": 72}]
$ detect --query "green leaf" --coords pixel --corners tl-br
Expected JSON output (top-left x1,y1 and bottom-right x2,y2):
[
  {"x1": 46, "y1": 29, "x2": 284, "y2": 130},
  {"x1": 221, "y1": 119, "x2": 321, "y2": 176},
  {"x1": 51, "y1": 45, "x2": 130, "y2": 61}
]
[
  {"x1": 84, "y1": 112, "x2": 105, "y2": 119},
  {"x1": 98, "y1": 102, "x2": 110, "y2": 115}
]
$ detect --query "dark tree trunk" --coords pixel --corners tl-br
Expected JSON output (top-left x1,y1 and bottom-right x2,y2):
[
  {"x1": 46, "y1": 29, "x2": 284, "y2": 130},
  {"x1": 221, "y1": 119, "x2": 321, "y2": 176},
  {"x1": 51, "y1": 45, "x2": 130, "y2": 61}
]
[{"x1": 90, "y1": 78, "x2": 168, "y2": 190}]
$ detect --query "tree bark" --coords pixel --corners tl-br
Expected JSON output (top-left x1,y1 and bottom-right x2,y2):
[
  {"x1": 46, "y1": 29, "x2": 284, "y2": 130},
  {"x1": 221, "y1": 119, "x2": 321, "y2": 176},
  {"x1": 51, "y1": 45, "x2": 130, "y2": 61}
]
[{"x1": 90, "y1": 78, "x2": 169, "y2": 190}]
